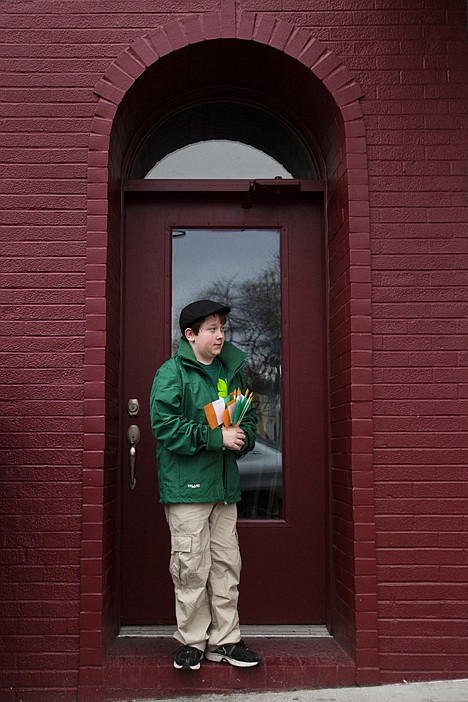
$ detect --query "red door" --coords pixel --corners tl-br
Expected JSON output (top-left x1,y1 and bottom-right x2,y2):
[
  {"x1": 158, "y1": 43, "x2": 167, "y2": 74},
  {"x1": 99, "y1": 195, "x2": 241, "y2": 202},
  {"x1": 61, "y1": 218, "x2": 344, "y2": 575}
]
[{"x1": 121, "y1": 186, "x2": 327, "y2": 625}]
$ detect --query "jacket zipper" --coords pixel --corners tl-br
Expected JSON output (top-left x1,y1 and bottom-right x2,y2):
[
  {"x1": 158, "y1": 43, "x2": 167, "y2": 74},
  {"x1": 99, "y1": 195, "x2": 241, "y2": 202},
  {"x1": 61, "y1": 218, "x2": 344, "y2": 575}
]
[{"x1": 202, "y1": 368, "x2": 229, "y2": 503}]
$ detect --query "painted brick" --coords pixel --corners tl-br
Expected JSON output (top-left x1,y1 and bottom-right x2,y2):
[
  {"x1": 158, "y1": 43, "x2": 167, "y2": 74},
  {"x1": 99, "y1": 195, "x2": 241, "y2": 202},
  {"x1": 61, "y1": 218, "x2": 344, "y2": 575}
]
[
  {"x1": 1, "y1": 1, "x2": 467, "y2": 700},
  {"x1": 237, "y1": 11, "x2": 255, "y2": 40},
  {"x1": 201, "y1": 11, "x2": 221, "y2": 40},
  {"x1": 254, "y1": 14, "x2": 276, "y2": 43},
  {"x1": 269, "y1": 18, "x2": 294, "y2": 51},
  {"x1": 283, "y1": 27, "x2": 312, "y2": 58}
]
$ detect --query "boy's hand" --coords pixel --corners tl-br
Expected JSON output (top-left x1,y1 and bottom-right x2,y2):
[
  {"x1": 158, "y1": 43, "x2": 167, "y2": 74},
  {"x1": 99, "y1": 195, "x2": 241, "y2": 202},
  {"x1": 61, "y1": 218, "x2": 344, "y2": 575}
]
[{"x1": 222, "y1": 426, "x2": 245, "y2": 451}]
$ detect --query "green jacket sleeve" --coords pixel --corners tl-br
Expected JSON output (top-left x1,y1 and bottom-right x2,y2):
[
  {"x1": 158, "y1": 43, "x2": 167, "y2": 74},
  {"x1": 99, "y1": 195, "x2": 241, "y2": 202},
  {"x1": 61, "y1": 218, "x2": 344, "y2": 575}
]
[{"x1": 150, "y1": 361, "x2": 223, "y2": 455}]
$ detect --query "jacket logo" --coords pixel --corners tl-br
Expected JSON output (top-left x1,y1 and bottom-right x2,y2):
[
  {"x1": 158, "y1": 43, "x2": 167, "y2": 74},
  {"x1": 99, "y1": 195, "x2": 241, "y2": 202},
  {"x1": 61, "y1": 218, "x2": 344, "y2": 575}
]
[{"x1": 187, "y1": 483, "x2": 201, "y2": 489}]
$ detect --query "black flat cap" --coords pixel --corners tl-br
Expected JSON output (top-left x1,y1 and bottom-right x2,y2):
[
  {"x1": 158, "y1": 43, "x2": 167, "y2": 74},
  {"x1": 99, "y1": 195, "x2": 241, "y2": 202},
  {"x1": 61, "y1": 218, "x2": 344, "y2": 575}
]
[{"x1": 179, "y1": 299, "x2": 231, "y2": 335}]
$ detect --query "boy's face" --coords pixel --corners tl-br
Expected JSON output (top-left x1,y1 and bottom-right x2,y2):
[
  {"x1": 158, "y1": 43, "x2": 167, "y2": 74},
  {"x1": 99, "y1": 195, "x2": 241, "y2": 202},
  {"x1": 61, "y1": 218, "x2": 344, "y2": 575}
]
[{"x1": 185, "y1": 314, "x2": 225, "y2": 364}]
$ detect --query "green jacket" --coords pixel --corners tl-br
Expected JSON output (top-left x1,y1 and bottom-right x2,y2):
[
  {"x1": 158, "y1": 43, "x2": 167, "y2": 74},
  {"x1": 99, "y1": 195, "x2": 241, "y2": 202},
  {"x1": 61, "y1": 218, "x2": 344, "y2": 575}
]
[{"x1": 150, "y1": 338, "x2": 257, "y2": 504}]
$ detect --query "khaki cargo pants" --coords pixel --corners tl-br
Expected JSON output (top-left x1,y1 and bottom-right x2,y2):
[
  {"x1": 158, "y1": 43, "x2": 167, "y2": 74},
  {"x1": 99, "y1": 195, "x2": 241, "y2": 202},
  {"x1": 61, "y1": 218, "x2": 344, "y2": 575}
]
[{"x1": 164, "y1": 501, "x2": 242, "y2": 652}]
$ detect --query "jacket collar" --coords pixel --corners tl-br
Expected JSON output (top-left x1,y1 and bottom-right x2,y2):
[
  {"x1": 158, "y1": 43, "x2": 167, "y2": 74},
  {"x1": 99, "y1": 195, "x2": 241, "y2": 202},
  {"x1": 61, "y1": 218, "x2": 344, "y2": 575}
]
[{"x1": 177, "y1": 337, "x2": 246, "y2": 375}]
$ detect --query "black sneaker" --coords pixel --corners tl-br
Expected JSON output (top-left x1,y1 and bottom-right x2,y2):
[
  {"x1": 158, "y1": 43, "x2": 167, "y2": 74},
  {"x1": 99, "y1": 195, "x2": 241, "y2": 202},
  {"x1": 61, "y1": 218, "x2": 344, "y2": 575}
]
[
  {"x1": 173, "y1": 645, "x2": 204, "y2": 670},
  {"x1": 205, "y1": 640, "x2": 261, "y2": 668}
]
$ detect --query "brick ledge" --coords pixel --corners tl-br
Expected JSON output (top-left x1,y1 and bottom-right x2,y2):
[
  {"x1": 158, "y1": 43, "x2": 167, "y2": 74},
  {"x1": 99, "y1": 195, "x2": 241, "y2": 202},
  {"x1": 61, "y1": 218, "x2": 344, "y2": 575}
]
[{"x1": 102, "y1": 636, "x2": 356, "y2": 700}]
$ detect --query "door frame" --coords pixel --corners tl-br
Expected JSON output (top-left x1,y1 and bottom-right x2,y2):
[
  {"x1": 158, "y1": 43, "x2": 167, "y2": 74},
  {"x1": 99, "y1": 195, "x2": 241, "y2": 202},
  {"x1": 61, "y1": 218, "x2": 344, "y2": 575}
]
[
  {"x1": 122, "y1": 179, "x2": 325, "y2": 194},
  {"x1": 120, "y1": 180, "x2": 329, "y2": 626}
]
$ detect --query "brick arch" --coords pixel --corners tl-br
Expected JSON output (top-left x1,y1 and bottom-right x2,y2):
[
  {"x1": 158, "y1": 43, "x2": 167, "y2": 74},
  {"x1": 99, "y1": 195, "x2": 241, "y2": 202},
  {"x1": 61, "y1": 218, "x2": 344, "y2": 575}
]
[
  {"x1": 91, "y1": 13, "x2": 364, "y2": 121},
  {"x1": 81, "y1": 11, "x2": 377, "y2": 701}
]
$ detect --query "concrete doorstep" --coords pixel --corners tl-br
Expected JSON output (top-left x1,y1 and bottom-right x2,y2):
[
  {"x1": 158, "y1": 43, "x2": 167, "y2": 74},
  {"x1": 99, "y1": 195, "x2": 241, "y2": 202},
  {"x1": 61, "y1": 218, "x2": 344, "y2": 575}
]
[{"x1": 135, "y1": 679, "x2": 468, "y2": 702}]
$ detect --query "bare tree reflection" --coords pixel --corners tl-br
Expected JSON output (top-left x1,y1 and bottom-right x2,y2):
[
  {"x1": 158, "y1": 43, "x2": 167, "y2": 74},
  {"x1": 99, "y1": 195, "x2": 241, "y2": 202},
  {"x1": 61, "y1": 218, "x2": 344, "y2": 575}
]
[{"x1": 195, "y1": 255, "x2": 282, "y2": 449}]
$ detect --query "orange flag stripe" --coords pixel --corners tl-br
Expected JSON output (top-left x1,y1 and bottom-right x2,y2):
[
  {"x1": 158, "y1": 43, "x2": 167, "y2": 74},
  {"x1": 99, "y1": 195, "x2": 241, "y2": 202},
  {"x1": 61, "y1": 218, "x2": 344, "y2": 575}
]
[{"x1": 204, "y1": 402, "x2": 220, "y2": 430}]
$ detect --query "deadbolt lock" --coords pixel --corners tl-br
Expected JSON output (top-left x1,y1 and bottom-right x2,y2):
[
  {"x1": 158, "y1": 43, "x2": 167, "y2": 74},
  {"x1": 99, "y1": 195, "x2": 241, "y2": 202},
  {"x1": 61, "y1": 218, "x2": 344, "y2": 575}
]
[{"x1": 127, "y1": 398, "x2": 140, "y2": 417}]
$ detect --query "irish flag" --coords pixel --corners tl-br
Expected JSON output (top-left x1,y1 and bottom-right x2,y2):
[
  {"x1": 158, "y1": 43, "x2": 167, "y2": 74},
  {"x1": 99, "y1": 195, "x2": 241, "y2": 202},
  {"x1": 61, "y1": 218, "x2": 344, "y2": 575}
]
[
  {"x1": 204, "y1": 398, "x2": 226, "y2": 430},
  {"x1": 204, "y1": 390, "x2": 253, "y2": 429}
]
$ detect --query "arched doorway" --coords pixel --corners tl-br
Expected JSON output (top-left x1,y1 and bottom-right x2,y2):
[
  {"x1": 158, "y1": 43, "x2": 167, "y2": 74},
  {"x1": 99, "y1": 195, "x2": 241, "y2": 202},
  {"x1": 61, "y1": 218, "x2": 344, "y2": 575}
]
[{"x1": 81, "y1": 18, "x2": 377, "y2": 692}]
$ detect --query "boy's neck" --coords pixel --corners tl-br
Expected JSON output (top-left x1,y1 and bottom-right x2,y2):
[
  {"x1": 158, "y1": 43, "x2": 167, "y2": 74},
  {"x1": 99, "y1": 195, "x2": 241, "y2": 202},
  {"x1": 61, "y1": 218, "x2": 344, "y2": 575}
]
[{"x1": 189, "y1": 343, "x2": 215, "y2": 365}]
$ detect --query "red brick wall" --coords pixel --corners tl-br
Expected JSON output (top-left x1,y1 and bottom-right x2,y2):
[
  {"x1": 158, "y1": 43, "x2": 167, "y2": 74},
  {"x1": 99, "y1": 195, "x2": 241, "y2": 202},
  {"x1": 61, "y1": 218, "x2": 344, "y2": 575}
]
[{"x1": 0, "y1": 1, "x2": 467, "y2": 700}]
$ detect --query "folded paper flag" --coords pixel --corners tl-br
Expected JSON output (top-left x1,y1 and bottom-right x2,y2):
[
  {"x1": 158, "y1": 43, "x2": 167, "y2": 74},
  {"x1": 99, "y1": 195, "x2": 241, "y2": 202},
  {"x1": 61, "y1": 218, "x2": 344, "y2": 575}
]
[
  {"x1": 233, "y1": 396, "x2": 247, "y2": 425},
  {"x1": 204, "y1": 389, "x2": 253, "y2": 430},
  {"x1": 204, "y1": 397, "x2": 227, "y2": 430},
  {"x1": 223, "y1": 398, "x2": 237, "y2": 427}
]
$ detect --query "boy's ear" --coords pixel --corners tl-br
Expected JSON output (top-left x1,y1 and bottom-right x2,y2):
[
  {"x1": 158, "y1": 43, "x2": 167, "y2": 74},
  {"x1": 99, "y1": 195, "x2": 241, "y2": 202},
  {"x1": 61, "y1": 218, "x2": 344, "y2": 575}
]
[{"x1": 185, "y1": 328, "x2": 195, "y2": 342}]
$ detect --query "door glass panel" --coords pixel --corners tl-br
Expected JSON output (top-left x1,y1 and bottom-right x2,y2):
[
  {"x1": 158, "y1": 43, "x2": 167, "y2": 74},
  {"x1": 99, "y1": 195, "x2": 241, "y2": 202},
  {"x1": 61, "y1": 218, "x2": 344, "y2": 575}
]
[
  {"x1": 172, "y1": 228, "x2": 282, "y2": 519},
  {"x1": 130, "y1": 101, "x2": 318, "y2": 179},
  {"x1": 146, "y1": 140, "x2": 293, "y2": 179}
]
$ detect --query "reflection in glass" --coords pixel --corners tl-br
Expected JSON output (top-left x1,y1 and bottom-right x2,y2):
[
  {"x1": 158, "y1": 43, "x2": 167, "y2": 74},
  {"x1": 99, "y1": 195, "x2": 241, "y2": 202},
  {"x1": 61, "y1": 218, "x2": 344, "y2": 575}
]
[{"x1": 172, "y1": 228, "x2": 282, "y2": 519}]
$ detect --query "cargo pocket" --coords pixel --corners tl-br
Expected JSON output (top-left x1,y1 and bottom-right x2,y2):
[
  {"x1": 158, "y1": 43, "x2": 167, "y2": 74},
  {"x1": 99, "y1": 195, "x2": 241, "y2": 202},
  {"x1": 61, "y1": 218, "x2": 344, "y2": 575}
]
[
  {"x1": 169, "y1": 535, "x2": 192, "y2": 587},
  {"x1": 169, "y1": 533, "x2": 211, "y2": 589}
]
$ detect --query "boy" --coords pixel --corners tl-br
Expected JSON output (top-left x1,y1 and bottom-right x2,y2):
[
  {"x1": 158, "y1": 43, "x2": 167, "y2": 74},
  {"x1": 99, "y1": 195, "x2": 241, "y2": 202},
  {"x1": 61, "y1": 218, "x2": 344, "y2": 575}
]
[{"x1": 150, "y1": 299, "x2": 261, "y2": 671}]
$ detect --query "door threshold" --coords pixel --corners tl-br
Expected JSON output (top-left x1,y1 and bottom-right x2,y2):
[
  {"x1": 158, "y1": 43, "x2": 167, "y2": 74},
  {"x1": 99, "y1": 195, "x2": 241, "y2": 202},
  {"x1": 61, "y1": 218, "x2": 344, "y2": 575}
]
[{"x1": 119, "y1": 624, "x2": 331, "y2": 638}]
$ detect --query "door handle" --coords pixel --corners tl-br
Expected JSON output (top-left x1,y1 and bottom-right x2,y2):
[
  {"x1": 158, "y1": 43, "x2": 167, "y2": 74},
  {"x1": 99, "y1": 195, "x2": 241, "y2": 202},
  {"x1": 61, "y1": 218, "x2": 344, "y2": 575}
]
[{"x1": 127, "y1": 424, "x2": 141, "y2": 490}]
